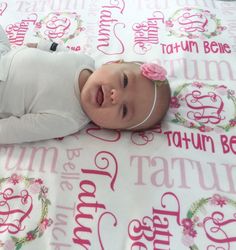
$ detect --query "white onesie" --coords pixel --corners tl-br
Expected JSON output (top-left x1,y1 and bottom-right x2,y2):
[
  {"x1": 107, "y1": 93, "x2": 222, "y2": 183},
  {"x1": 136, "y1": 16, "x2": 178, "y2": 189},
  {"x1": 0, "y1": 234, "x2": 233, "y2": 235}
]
[{"x1": 0, "y1": 25, "x2": 95, "y2": 144}]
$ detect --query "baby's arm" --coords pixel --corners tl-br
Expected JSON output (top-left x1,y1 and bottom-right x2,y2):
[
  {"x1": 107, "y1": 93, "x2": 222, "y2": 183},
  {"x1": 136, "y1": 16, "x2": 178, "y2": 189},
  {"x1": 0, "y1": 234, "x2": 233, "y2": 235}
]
[
  {"x1": 0, "y1": 113, "x2": 78, "y2": 144},
  {"x1": 0, "y1": 25, "x2": 11, "y2": 55}
]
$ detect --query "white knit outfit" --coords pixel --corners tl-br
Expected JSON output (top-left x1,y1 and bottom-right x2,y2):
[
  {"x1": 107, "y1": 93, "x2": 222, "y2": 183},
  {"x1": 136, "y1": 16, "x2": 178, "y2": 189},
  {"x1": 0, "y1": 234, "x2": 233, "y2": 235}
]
[{"x1": 0, "y1": 25, "x2": 94, "y2": 144}]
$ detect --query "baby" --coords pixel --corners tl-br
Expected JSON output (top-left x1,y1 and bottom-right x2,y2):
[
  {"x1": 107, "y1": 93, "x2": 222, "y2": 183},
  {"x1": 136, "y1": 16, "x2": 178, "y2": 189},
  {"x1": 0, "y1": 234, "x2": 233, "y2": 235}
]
[{"x1": 0, "y1": 25, "x2": 171, "y2": 144}]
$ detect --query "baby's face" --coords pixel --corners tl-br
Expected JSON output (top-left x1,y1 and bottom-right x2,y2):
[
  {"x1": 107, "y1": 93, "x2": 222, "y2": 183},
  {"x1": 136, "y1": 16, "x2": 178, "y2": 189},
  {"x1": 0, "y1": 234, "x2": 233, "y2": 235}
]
[{"x1": 80, "y1": 62, "x2": 170, "y2": 130}]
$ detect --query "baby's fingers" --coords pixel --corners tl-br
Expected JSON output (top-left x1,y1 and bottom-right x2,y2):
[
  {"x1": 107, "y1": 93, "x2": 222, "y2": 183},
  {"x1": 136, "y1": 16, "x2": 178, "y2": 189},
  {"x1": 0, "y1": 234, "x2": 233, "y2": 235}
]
[{"x1": 26, "y1": 43, "x2": 38, "y2": 48}]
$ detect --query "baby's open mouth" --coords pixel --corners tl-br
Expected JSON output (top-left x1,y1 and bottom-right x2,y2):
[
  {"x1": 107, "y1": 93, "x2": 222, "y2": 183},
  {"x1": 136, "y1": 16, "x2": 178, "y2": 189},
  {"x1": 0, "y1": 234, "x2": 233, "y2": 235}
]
[{"x1": 96, "y1": 86, "x2": 104, "y2": 106}]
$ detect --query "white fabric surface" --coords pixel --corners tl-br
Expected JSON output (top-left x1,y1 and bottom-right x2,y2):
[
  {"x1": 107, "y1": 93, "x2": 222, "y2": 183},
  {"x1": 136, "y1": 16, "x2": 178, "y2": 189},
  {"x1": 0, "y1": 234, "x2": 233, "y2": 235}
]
[{"x1": 0, "y1": 1, "x2": 236, "y2": 249}]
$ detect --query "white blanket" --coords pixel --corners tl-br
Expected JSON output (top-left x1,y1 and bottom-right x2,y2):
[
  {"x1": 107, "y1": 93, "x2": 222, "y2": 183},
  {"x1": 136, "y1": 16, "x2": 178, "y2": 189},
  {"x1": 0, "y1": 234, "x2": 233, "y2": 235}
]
[{"x1": 0, "y1": 0, "x2": 236, "y2": 249}]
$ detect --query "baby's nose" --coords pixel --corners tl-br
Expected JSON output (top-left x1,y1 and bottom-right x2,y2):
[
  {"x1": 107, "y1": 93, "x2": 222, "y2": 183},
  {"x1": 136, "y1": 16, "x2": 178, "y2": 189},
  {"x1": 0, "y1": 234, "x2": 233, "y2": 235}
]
[{"x1": 110, "y1": 89, "x2": 119, "y2": 104}]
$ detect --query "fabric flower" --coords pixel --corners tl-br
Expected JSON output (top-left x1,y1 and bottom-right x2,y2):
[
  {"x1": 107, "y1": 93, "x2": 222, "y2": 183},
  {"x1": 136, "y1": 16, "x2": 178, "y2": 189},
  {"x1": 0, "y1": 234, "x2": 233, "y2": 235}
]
[
  {"x1": 182, "y1": 218, "x2": 194, "y2": 229},
  {"x1": 192, "y1": 81, "x2": 204, "y2": 88},
  {"x1": 140, "y1": 63, "x2": 167, "y2": 82},
  {"x1": 8, "y1": 174, "x2": 22, "y2": 185},
  {"x1": 26, "y1": 232, "x2": 35, "y2": 241},
  {"x1": 39, "y1": 218, "x2": 53, "y2": 233},
  {"x1": 188, "y1": 228, "x2": 197, "y2": 237},
  {"x1": 210, "y1": 194, "x2": 228, "y2": 207},
  {"x1": 35, "y1": 178, "x2": 43, "y2": 184},
  {"x1": 184, "y1": 120, "x2": 195, "y2": 128},
  {"x1": 170, "y1": 96, "x2": 180, "y2": 108},
  {"x1": 199, "y1": 125, "x2": 212, "y2": 132},
  {"x1": 229, "y1": 119, "x2": 236, "y2": 127},
  {"x1": 165, "y1": 20, "x2": 174, "y2": 27}
]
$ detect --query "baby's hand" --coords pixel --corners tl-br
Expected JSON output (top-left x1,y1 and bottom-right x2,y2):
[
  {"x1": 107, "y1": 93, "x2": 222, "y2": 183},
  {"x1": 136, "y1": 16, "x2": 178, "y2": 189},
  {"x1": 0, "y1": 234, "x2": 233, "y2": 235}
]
[{"x1": 26, "y1": 43, "x2": 38, "y2": 48}]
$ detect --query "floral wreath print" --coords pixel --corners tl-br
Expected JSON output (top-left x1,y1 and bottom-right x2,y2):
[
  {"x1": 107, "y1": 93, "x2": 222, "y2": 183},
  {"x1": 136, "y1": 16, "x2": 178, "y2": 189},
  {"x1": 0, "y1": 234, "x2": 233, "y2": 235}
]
[
  {"x1": 34, "y1": 12, "x2": 84, "y2": 43},
  {"x1": 165, "y1": 7, "x2": 226, "y2": 39},
  {"x1": 181, "y1": 194, "x2": 236, "y2": 249},
  {"x1": 0, "y1": 174, "x2": 52, "y2": 250},
  {"x1": 170, "y1": 82, "x2": 236, "y2": 133}
]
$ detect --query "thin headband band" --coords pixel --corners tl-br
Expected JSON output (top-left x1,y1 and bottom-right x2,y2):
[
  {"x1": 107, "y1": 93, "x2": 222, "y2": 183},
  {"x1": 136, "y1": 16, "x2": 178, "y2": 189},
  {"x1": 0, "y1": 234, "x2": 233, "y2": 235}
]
[{"x1": 127, "y1": 62, "x2": 167, "y2": 130}]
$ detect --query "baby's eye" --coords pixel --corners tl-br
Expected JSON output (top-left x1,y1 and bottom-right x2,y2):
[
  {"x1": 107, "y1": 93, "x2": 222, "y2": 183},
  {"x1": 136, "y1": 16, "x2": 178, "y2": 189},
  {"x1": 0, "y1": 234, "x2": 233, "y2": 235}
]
[
  {"x1": 122, "y1": 104, "x2": 128, "y2": 118},
  {"x1": 123, "y1": 73, "x2": 128, "y2": 88}
]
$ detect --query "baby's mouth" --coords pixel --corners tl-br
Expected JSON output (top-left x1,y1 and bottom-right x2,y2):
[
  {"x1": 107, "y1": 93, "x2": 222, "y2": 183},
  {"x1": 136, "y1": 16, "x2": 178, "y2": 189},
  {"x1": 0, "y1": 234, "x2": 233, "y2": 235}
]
[{"x1": 96, "y1": 86, "x2": 104, "y2": 106}]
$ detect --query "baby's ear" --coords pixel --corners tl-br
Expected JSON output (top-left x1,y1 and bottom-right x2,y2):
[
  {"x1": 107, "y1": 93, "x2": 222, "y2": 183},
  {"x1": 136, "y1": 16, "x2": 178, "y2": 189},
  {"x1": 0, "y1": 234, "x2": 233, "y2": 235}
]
[{"x1": 114, "y1": 59, "x2": 124, "y2": 63}]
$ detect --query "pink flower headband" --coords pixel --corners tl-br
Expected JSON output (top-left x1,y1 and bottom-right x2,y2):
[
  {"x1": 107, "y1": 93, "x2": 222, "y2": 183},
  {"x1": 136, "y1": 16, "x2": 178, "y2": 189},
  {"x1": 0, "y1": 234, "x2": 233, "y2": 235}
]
[
  {"x1": 140, "y1": 63, "x2": 167, "y2": 86},
  {"x1": 128, "y1": 63, "x2": 168, "y2": 129}
]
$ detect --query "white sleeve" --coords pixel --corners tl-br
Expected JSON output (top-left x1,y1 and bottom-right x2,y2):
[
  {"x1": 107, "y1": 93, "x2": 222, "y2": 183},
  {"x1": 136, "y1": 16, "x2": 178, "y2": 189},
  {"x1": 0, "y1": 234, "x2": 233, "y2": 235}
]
[
  {"x1": 0, "y1": 113, "x2": 78, "y2": 144},
  {"x1": 0, "y1": 25, "x2": 11, "y2": 55},
  {"x1": 37, "y1": 39, "x2": 69, "y2": 52}
]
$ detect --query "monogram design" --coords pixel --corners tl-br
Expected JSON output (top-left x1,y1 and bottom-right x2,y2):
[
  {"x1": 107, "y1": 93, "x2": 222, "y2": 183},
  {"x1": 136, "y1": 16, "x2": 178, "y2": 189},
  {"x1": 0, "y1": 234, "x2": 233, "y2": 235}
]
[
  {"x1": 34, "y1": 12, "x2": 84, "y2": 44},
  {"x1": 170, "y1": 82, "x2": 236, "y2": 133},
  {"x1": 185, "y1": 90, "x2": 225, "y2": 125},
  {"x1": 166, "y1": 8, "x2": 226, "y2": 39},
  {"x1": 0, "y1": 174, "x2": 52, "y2": 249},
  {"x1": 0, "y1": 188, "x2": 33, "y2": 235}
]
